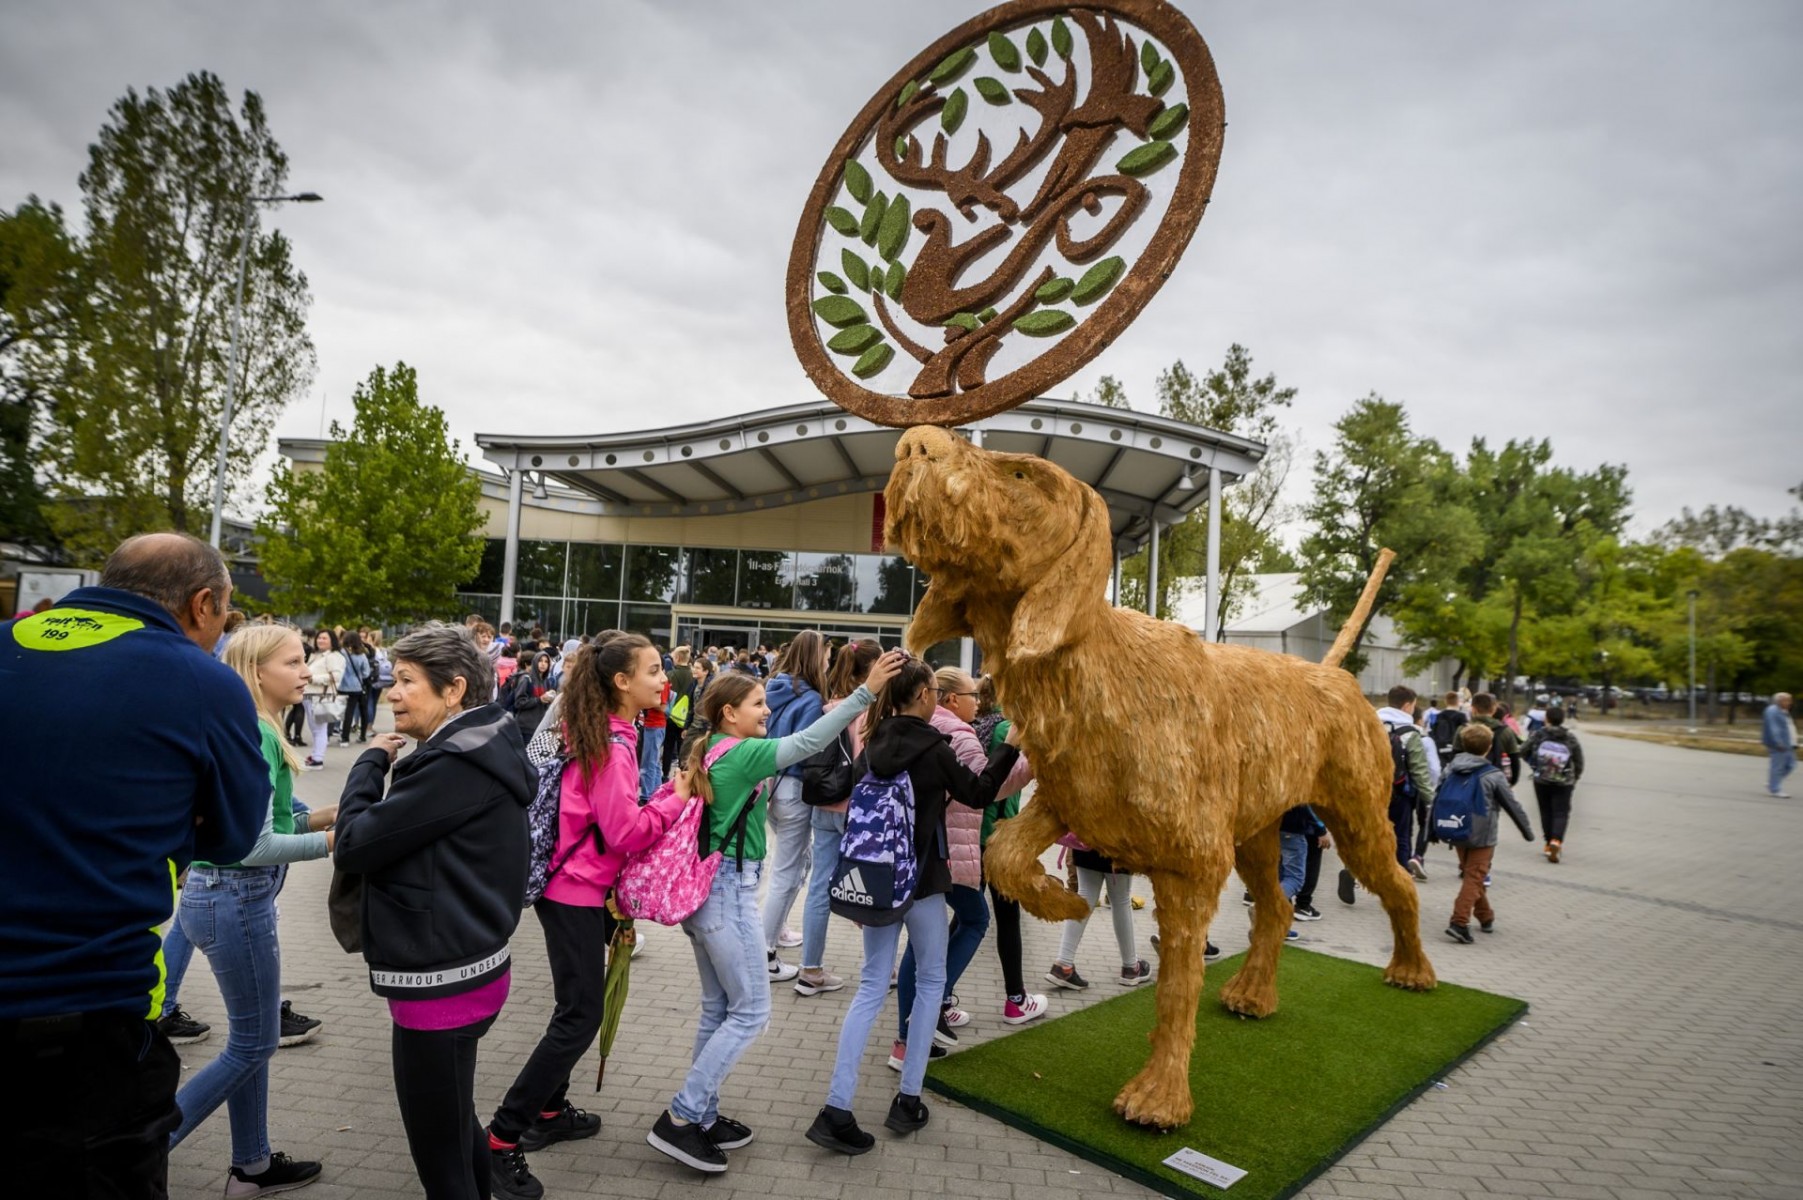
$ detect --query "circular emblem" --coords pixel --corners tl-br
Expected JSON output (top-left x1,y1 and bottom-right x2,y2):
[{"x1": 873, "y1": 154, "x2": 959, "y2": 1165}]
[{"x1": 787, "y1": 0, "x2": 1224, "y2": 429}]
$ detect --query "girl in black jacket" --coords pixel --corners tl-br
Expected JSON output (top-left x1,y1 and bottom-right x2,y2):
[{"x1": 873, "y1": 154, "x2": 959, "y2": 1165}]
[
  {"x1": 333, "y1": 623, "x2": 535, "y2": 1200},
  {"x1": 807, "y1": 658, "x2": 1019, "y2": 1155}
]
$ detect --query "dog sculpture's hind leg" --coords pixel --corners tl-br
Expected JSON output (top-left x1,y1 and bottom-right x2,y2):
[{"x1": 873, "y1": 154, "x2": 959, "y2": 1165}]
[
  {"x1": 1220, "y1": 822, "x2": 1288, "y2": 1018},
  {"x1": 984, "y1": 794, "x2": 1090, "y2": 924},
  {"x1": 1116, "y1": 865, "x2": 1230, "y2": 1129},
  {"x1": 1316, "y1": 778, "x2": 1437, "y2": 992}
]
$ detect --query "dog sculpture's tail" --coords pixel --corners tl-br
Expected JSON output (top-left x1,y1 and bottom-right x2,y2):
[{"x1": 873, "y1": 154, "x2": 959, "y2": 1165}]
[{"x1": 1320, "y1": 548, "x2": 1396, "y2": 670}]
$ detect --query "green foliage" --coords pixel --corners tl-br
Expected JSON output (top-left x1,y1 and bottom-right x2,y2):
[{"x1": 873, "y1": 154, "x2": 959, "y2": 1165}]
[
  {"x1": 974, "y1": 77, "x2": 1012, "y2": 105},
  {"x1": 826, "y1": 324, "x2": 882, "y2": 355},
  {"x1": 929, "y1": 47, "x2": 977, "y2": 84},
  {"x1": 1147, "y1": 60, "x2": 1175, "y2": 96},
  {"x1": 824, "y1": 206, "x2": 858, "y2": 236},
  {"x1": 1083, "y1": 375, "x2": 1131, "y2": 410},
  {"x1": 816, "y1": 270, "x2": 848, "y2": 294},
  {"x1": 1036, "y1": 276, "x2": 1075, "y2": 303},
  {"x1": 1297, "y1": 395, "x2": 1482, "y2": 673},
  {"x1": 840, "y1": 248, "x2": 871, "y2": 292},
  {"x1": 941, "y1": 88, "x2": 969, "y2": 133},
  {"x1": 810, "y1": 295, "x2": 867, "y2": 328},
  {"x1": 877, "y1": 194, "x2": 911, "y2": 262},
  {"x1": 1118, "y1": 140, "x2": 1177, "y2": 177},
  {"x1": 883, "y1": 260, "x2": 905, "y2": 300},
  {"x1": 1147, "y1": 102, "x2": 1190, "y2": 140},
  {"x1": 842, "y1": 161, "x2": 873, "y2": 205},
  {"x1": 859, "y1": 191, "x2": 886, "y2": 245},
  {"x1": 1026, "y1": 28, "x2": 1049, "y2": 67},
  {"x1": 1052, "y1": 17, "x2": 1073, "y2": 58},
  {"x1": 852, "y1": 343, "x2": 894, "y2": 379},
  {"x1": 0, "y1": 200, "x2": 83, "y2": 552},
  {"x1": 1012, "y1": 309, "x2": 1074, "y2": 336},
  {"x1": 8, "y1": 72, "x2": 315, "y2": 563},
  {"x1": 257, "y1": 363, "x2": 484, "y2": 623},
  {"x1": 1071, "y1": 255, "x2": 1125, "y2": 304},
  {"x1": 988, "y1": 31, "x2": 1021, "y2": 72}
]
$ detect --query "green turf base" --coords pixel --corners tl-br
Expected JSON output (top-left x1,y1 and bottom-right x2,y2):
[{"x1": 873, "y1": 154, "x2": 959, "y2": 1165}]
[{"x1": 925, "y1": 948, "x2": 1525, "y2": 1200}]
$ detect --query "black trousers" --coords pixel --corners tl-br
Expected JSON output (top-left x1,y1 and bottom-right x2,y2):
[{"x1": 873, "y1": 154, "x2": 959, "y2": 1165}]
[
  {"x1": 1295, "y1": 836, "x2": 1324, "y2": 908},
  {"x1": 284, "y1": 702, "x2": 305, "y2": 742},
  {"x1": 490, "y1": 899, "x2": 614, "y2": 1142},
  {"x1": 1388, "y1": 793, "x2": 1414, "y2": 866},
  {"x1": 393, "y1": 1014, "x2": 496, "y2": 1200},
  {"x1": 1533, "y1": 781, "x2": 1574, "y2": 843},
  {"x1": 988, "y1": 882, "x2": 1025, "y2": 998},
  {"x1": 5, "y1": 1010, "x2": 181, "y2": 1199}
]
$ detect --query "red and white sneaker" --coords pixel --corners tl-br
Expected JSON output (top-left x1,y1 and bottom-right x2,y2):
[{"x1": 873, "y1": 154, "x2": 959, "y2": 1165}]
[
  {"x1": 940, "y1": 1004, "x2": 971, "y2": 1029},
  {"x1": 1002, "y1": 994, "x2": 1048, "y2": 1025}
]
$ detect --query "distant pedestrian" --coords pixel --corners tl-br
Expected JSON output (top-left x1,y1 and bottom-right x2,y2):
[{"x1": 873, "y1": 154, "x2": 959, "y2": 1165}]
[
  {"x1": 1763, "y1": 692, "x2": 1796, "y2": 798},
  {"x1": 1375, "y1": 686, "x2": 1437, "y2": 880},
  {"x1": 1470, "y1": 692, "x2": 1523, "y2": 785},
  {"x1": 1430, "y1": 690, "x2": 1467, "y2": 763},
  {"x1": 1439, "y1": 722, "x2": 1535, "y2": 944},
  {"x1": 1523, "y1": 707, "x2": 1584, "y2": 861}
]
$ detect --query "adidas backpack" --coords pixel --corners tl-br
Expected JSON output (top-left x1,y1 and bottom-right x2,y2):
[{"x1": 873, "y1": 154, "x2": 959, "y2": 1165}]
[
  {"x1": 829, "y1": 770, "x2": 918, "y2": 926},
  {"x1": 1431, "y1": 764, "x2": 1496, "y2": 844}
]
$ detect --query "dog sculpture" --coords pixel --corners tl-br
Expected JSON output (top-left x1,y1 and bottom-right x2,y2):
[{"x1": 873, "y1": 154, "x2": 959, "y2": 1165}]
[{"x1": 885, "y1": 425, "x2": 1436, "y2": 1130}]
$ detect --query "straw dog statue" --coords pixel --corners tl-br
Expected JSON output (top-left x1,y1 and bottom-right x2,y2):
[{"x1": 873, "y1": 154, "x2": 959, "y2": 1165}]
[{"x1": 885, "y1": 425, "x2": 1436, "y2": 1131}]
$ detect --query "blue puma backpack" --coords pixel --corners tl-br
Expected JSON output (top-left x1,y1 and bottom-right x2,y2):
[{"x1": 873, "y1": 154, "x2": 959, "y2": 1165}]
[
  {"x1": 1431, "y1": 764, "x2": 1496, "y2": 844},
  {"x1": 829, "y1": 770, "x2": 918, "y2": 926}
]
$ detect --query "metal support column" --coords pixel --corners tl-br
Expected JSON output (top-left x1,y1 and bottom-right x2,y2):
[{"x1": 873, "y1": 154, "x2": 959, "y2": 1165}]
[
  {"x1": 1204, "y1": 466, "x2": 1223, "y2": 641},
  {"x1": 500, "y1": 468, "x2": 524, "y2": 630},
  {"x1": 1148, "y1": 519, "x2": 1161, "y2": 618},
  {"x1": 1112, "y1": 553, "x2": 1122, "y2": 607}
]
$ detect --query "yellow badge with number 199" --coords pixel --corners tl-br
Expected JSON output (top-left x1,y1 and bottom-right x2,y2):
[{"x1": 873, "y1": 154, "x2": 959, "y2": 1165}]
[{"x1": 12, "y1": 608, "x2": 145, "y2": 651}]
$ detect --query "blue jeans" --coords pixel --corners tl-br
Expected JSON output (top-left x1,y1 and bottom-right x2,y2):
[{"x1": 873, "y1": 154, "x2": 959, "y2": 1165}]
[
  {"x1": 640, "y1": 725, "x2": 666, "y2": 801},
  {"x1": 1279, "y1": 832, "x2": 1308, "y2": 901},
  {"x1": 801, "y1": 808, "x2": 846, "y2": 970},
  {"x1": 828, "y1": 893, "x2": 949, "y2": 1108},
  {"x1": 897, "y1": 884, "x2": 988, "y2": 1037},
  {"x1": 158, "y1": 918, "x2": 195, "y2": 1019},
  {"x1": 674, "y1": 860, "x2": 769, "y2": 1124},
  {"x1": 760, "y1": 778, "x2": 811, "y2": 952},
  {"x1": 170, "y1": 865, "x2": 284, "y2": 1169},
  {"x1": 1769, "y1": 750, "x2": 1795, "y2": 795}
]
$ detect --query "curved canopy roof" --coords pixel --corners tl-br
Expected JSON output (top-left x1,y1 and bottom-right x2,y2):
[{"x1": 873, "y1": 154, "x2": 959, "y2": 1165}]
[{"x1": 475, "y1": 398, "x2": 1265, "y2": 555}]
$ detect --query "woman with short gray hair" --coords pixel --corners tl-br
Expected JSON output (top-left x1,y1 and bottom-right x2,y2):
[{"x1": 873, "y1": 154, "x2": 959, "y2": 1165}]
[{"x1": 332, "y1": 621, "x2": 535, "y2": 1200}]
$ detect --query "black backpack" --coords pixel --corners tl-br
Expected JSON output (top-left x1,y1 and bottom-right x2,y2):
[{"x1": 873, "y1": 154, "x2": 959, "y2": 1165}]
[
  {"x1": 1386, "y1": 723, "x2": 1415, "y2": 801},
  {"x1": 1431, "y1": 709, "x2": 1465, "y2": 758},
  {"x1": 801, "y1": 728, "x2": 855, "y2": 807}
]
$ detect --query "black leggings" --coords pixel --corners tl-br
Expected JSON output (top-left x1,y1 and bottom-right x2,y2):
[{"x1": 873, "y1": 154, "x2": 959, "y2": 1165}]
[
  {"x1": 392, "y1": 1015, "x2": 496, "y2": 1200},
  {"x1": 1533, "y1": 781, "x2": 1573, "y2": 844},
  {"x1": 339, "y1": 692, "x2": 368, "y2": 741},
  {"x1": 988, "y1": 881, "x2": 1025, "y2": 999},
  {"x1": 1295, "y1": 836, "x2": 1323, "y2": 908},
  {"x1": 490, "y1": 899, "x2": 614, "y2": 1142}
]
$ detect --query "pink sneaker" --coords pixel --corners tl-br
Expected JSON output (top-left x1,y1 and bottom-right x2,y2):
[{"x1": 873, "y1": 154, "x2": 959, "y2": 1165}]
[{"x1": 1002, "y1": 994, "x2": 1049, "y2": 1025}]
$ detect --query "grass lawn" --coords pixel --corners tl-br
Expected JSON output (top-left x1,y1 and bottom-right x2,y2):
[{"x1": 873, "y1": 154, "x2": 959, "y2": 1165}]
[{"x1": 926, "y1": 947, "x2": 1525, "y2": 1200}]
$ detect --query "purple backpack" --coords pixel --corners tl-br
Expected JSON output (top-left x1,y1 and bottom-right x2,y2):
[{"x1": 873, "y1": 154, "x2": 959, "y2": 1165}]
[{"x1": 614, "y1": 738, "x2": 761, "y2": 925}]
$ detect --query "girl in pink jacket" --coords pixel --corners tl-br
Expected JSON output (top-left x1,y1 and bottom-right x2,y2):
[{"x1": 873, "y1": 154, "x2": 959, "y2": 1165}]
[
  {"x1": 485, "y1": 634, "x2": 691, "y2": 1197},
  {"x1": 891, "y1": 668, "x2": 1035, "y2": 1063}
]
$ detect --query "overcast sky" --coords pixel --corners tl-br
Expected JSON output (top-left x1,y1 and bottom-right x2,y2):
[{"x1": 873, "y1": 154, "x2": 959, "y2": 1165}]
[{"x1": 3, "y1": 0, "x2": 1799, "y2": 535}]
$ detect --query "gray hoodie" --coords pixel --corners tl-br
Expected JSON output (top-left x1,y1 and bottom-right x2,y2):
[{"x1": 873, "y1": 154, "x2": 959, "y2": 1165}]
[{"x1": 1441, "y1": 752, "x2": 1535, "y2": 849}]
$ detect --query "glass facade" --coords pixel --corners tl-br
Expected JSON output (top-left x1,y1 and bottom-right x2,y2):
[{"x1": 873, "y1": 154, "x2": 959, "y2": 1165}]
[{"x1": 454, "y1": 538, "x2": 950, "y2": 658}]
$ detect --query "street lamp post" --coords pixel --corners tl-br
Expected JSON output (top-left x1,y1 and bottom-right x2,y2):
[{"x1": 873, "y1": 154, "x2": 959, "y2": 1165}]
[
  {"x1": 207, "y1": 191, "x2": 323, "y2": 549},
  {"x1": 1687, "y1": 588, "x2": 1699, "y2": 732}
]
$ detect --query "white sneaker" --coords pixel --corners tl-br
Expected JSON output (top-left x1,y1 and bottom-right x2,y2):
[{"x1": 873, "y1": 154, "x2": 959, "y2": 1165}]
[
  {"x1": 941, "y1": 1005, "x2": 970, "y2": 1029},
  {"x1": 1002, "y1": 994, "x2": 1048, "y2": 1025},
  {"x1": 793, "y1": 968, "x2": 844, "y2": 996},
  {"x1": 776, "y1": 928, "x2": 803, "y2": 948},
  {"x1": 766, "y1": 954, "x2": 798, "y2": 982}
]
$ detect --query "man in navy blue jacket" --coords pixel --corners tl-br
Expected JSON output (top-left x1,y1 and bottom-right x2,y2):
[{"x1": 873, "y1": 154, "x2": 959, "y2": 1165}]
[{"x1": 0, "y1": 532, "x2": 270, "y2": 1199}]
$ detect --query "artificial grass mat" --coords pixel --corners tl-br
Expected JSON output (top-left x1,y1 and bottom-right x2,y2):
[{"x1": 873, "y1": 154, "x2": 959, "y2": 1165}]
[{"x1": 925, "y1": 948, "x2": 1525, "y2": 1200}]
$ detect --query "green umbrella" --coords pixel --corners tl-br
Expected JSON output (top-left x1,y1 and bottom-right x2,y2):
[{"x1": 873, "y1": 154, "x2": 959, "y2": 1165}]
[{"x1": 595, "y1": 901, "x2": 635, "y2": 1091}]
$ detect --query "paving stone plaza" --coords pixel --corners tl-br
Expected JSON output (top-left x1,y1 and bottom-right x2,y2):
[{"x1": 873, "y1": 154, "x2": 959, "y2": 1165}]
[{"x1": 166, "y1": 727, "x2": 1802, "y2": 1200}]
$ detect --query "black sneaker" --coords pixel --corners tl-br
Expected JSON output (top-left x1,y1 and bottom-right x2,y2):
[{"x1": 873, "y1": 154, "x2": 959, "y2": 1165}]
[
  {"x1": 157, "y1": 1006, "x2": 210, "y2": 1045},
  {"x1": 1242, "y1": 890, "x2": 1255, "y2": 907},
  {"x1": 1337, "y1": 868, "x2": 1356, "y2": 905},
  {"x1": 885, "y1": 1092, "x2": 930, "y2": 1134},
  {"x1": 278, "y1": 1000, "x2": 321, "y2": 1048},
  {"x1": 518, "y1": 1101, "x2": 600, "y2": 1152},
  {"x1": 1479, "y1": 918, "x2": 1495, "y2": 933},
  {"x1": 224, "y1": 1151, "x2": 322, "y2": 1198},
  {"x1": 806, "y1": 1106, "x2": 875, "y2": 1155},
  {"x1": 1445, "y1": 923, "x2": 1475, "y2": 945},
  {"x1": 1204, "y1": 942, "x2": 1222, "y2": 961},
  {"x1": 932, "y1": 1012, "x2": 959, "y2": 1048},
  {"x1": 1044, "y1": 962, "x2": 1089, "y2": 990},
  {"x1": 647, "y1": 1110, "x2": 728, "y2": 1173},
  {"x1": 1294, "y1": 903, "x2": 1323, "y2": 921},
  {"x1": 703, "y1": 1114, "x2": 753, "y2": 1150},
  {"x1": 488, "y1": 1142, "x2": 544, "y2": 1200}
]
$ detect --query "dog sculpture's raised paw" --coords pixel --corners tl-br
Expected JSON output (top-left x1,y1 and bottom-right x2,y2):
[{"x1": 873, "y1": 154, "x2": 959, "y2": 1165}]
[
  {"x1": 1113, "y1": 1065, "x2": 1194, "y2": 1131},
  {"x1": 1017, "y1": 878, "x2": 1091, "y2": 924}
]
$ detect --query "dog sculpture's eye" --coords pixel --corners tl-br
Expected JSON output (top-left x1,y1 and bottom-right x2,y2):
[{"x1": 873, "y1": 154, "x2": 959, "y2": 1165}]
[{"x1": 1013, "y1": 471, "x2": 1026, "y2": 480}]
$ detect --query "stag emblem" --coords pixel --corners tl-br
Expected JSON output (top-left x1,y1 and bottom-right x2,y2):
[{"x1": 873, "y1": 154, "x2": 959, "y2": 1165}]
[{"x1": 788, "y1": 0, "x2": 1224, "y2": 429}]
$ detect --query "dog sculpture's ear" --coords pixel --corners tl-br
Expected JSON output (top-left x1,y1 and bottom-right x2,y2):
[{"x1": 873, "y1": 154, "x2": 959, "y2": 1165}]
[{"x1": 1008, "y1": 485, "x2": 1113, "y2": 663}]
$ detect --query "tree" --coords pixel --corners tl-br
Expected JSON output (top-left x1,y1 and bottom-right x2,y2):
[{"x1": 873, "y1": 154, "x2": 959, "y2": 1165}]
[
  {"x1": 1080, "y1": 374, "x2": 1131, "y2": 409},
  {"x1": 1116, "y1": 345, "x2": 1297, "y2": 631},
  {"x1": 18, "y1": 72, "x2": 314, "y2": 562},
  {"x1": 0, "y1": 200, "x2": 82, "y2": 553},
  {"x1": 258, "y1": 363, "x2": 484, "y2": 622},
  {"x1": 1298, "y1": 395, "x2": 1482, "y2": 674}
]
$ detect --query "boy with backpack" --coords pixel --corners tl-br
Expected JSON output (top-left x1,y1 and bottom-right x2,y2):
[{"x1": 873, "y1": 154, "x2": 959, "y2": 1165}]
[
  {"x1": 1375, "y1": 686, "x2": 1437, "y2": 880},
  {"x1": 1523, "y1": 707, "x2": 1584, "y2": 862},
  {"x1": 1470, "y1": 692, "x2": 1522, "y2": 785},
  {"x1": 1433, "y1": 722, "x2": 1535, "y2": 944}
]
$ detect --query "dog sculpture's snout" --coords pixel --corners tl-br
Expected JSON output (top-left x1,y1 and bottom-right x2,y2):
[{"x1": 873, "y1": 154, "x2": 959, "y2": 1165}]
[{"x1": 896, "y1": 424, "x2": 962, "y2": 464}]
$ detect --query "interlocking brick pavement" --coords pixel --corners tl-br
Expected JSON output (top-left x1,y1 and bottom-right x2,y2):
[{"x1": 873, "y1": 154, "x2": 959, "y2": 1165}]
[{"x1": 166, "y1": 721, "x2": 1803, "y2": 1199}]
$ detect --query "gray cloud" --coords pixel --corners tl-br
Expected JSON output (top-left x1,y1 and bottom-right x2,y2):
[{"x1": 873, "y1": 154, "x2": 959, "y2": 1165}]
[{"x1": 3, "y1": 0, "x2": 1798, "y2": 531}]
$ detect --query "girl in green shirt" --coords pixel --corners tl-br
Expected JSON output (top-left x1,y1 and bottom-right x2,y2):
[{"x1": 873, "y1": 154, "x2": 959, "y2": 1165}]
[{"x1": 646, "y1": 649, "x2": 904, "y2": 1175}]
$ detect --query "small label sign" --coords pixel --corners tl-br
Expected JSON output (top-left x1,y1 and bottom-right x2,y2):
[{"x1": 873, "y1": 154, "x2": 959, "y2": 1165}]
[{"x1": 1162, "y1": 1147, "x2": 1247, "y2": 1190}]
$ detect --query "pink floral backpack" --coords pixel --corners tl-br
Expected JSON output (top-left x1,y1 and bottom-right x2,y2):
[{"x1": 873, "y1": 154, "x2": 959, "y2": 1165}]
[{"x1": 614, "y1": 737, "x2": 763, "y2": 925}]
